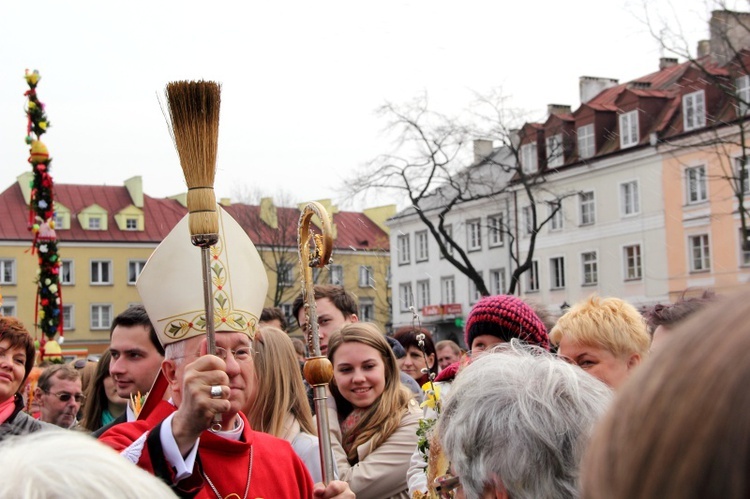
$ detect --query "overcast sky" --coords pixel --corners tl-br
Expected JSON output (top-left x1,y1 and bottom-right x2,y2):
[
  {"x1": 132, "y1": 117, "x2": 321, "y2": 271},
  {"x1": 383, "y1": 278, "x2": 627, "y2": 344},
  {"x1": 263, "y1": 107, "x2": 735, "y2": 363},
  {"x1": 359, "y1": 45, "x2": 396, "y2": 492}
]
[{"x1": 0, "y1": 0, "x2": 734, "y2": 212}]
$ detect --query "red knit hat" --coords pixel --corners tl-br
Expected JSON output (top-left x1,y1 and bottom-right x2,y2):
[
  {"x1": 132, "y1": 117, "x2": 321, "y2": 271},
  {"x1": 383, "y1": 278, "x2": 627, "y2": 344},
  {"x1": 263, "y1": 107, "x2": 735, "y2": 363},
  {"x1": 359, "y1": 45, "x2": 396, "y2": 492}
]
[{"x1": 465, "y1": 295, "x2": 549, "y2": 351}]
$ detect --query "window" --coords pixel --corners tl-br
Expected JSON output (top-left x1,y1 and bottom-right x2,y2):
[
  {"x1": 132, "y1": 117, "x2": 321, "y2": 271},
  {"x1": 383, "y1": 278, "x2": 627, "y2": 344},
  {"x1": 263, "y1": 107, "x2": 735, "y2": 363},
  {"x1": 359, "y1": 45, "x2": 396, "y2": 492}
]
[
  {"x1": 358, "y1": 299, "x2": 374, "y2": 322},
  {"x1": 440, "y1": 224, "x2": 454, "y2": 259},
  {"x1": 550, "y1": 257, "x2": 565, "y2": 289},
  {"x1": 88, "y1": 217, "x2": 102, "y2": 230},
  {"x1": 441, "y1": 276, "x2": 455, "y2": 304},
  {"x1": 619, "y1": 110, "x2": 639, "y2": 148},
  {"x1": 399, "y1": 283, "x2": 414, "y2": 312},
  {"x1": 577, "y1": 124, "x2": 595, "y2": 159},
  {"x1": 489, "y1": 268, "x2": 506, "y2": 295},
  {"x1": 90, "y1": 260, "x2": 112, "y2": 285},
  {"x1": 521, "y1": 143, "x2": 538, "y2": 173},
  {"x1": 358, "y1": 266, "x2": 374, "y2": 288},
  {"x1": 329, "y1": 265, "x2": 344, "y2": 286},
  {"x1": 689, "y1": 234, "x2": 711, "y2": 272},
  {"x1": 620, "y1": 181, "x2": 640, "y2": 216},
  {"x1": 90, "y1": 304, "x2": 113, "y2": 330},
  {"x1": 735, "y1": 157, "x2": 749, "y2": 194},
  {"x1": 60, "y1": 260, "x2": 74, "y2": 285},
  {"x1": 0, "y1": 297, "x2": 16, "y2": 317},
  {"x1": 0, "y1": 259, "x2": 16, "y2": 285},
  {"x1": 526, "y1": 261, "x2": 539, "y2": 292},
  {"x1": 278, "y1": 263, "x2": 294, "y2": 287},
  {"x1": 467, "y1": 219, "x2": 482, "y2": 251},
  {"x1": 397, "y1": 234, "x2": 411, "y2": 265},
  {"x1": 549, "y1": 202, "x2": 563, "y2": 231},
  {"x1": 683, "y1": 90, "x2": 706, "y2": 131},
  {"x1": 522, "y1": 206, "x2": 534, "y2": 236},
  {"x1": 416, "y1": 280, "x2": 430, "y2": 310},
  {"x1": 280, "y1": 304, "x2": 294, "y2": 326},
  {"x1": 737, "y1": 75, "x2": 750, "y2": 115},
  {"x1": 469, "y1": 272, "x2": 484, "y2": 304},
  {"x1": 546, "y1": 134, "x2": 563, "y2": 168},
  {"x1": 53, "y1": 212, "x2": 65, "y2": 229},
  {"x1": 624, "y1": 244, "x2": 643, "y2": 280},
  {"x1": 125, "y1": 218, "x2": 138, "y2": 230},
  {"x1": 579, "y1": 191, "x2": 596, "y2": 226},
  {"x1": 582, "y1": 251, "x2": 598, "y2": 285},
  {"x1": 62, "y1": 304, "x2": 75, "y2": 330},
  {"x1": 686, "y1": 166, "x2": 708, "y2": 204},
  {"x1": 128, "y1": 260, "x2": 147, "y2": 285},
  {"x1": 415, "y1": 231, "x2": 429, "y2": 262},
  {"x1": 488, "y1": 214, "x2": 504, "y2": 247},
  {"x1": 741, "y1": 229, "x2": 750, "y2": 266}
]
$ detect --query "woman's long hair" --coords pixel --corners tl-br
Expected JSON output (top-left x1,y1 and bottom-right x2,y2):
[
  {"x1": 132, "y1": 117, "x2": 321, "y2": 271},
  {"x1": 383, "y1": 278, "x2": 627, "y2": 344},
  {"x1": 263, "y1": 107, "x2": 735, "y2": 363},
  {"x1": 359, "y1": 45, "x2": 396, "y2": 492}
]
[
  {"x1": 80, "y1": 350, "x2": 117, "y2": 432},
  {"x1": 328, "y1": 322, "x2": 413, "y2": 463},
  {"x1": 248, "y1": 327, "x2": 315, "y2": 437}
]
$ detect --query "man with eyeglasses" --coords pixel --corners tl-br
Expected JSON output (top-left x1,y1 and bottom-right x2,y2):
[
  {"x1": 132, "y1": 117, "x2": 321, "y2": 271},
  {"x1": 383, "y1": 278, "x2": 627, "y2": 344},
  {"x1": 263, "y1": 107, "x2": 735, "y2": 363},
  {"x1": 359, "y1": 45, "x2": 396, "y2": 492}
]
[{"x1": 35, "y1": 364, "x2": 84, "y2": 429}]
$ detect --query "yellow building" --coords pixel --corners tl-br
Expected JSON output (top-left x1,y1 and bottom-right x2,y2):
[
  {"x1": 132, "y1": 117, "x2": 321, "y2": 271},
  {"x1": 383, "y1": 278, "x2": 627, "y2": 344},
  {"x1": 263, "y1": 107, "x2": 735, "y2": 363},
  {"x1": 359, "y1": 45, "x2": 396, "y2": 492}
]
[{"x1": 0, "y1": 174, "x2": 393, "y2": 356}]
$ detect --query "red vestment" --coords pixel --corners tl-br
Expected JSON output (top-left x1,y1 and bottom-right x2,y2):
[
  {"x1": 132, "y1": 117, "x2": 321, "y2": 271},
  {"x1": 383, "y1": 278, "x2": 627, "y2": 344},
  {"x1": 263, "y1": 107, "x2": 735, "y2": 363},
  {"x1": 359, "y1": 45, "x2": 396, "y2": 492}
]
[{"x1": 99, "y1": 401, "x2": 314, "y2": 498}]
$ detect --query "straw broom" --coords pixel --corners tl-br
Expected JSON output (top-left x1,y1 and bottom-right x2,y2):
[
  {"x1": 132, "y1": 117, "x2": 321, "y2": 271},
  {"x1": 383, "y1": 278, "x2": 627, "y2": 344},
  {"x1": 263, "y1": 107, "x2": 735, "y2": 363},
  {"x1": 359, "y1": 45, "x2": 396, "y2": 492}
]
[{"x1": 165, "y1": 80, "x2": 223, "y2": 431}]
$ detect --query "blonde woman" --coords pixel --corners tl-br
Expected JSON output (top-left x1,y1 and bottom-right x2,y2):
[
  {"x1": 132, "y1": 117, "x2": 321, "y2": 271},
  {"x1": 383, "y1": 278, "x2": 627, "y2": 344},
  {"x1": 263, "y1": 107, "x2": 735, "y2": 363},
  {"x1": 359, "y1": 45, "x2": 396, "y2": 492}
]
[
  {"x1": 327, "y1": 322, "x2": 421, "y2": 499},
  {"x1": 244, "y1": 326, "x2": 325, "y2": 483}
]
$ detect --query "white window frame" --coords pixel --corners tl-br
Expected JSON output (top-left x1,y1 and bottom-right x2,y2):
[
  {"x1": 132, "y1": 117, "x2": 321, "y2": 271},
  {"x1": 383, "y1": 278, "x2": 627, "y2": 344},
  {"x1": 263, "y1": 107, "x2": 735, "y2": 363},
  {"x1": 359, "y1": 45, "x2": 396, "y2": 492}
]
[
  {"x1": 0, "y1": 297, "x2": 17, "y2": 317},
  {"x1": 278, "y1": 263, "x2": 295, "y2": 287},
  {"x1": 577, "y1": 124, "x2": 595, "y2": 159},
  {"x1": 620, "y1": 180, "x2": 640, "y2": 216},
  {"x1": 737, "y1": 75, "x2": 750, "y2": 115},
  {"x1": 689, "y1": 234, "x2": 711, "y2": 272},
  {"x1": 415, "y1": 230, "x2": 429, "y2": 262},
  {"x1": 399, "y1": 283, "x2": 414, "y2": 312},
  {"x1": 740, "y1": 228, "x2": 750, "y2": 267},
  {"x1": 127, "y1": 260, "x2": 147, "y2": 285},
  {"x1": 469, "y1": 271, "x2": 484, "y2": 304},
  {"x1": 329, "y1": 265, "x2": 344, "y2": 286},
  {"x1": 581, "y1": 251, "x2": 599, "y2": 286},
  {"x1": 489, "y1": 268, "x2": 506, "y2": 295},
  {"x1": 90, "y1": 304, "x2": 113, "y2": 330},
  {"x1": 526, "y1": 261, "x2": 539, "y2": 292},
  {"x1": 0, "y1": 259, "x2": 16, "y2": 285},
  {"x1": 683, "y1": 90, "x2": 706, "y2": 131},
  {"x1": 623, "y1": 244, "x2": 643, "y2": 281},
  {"x1": 550, "y1": 256, "x2": 565, "y2": 289},
  {"x1": 735, "y1": 156, "x2": 750, "y2": 194},
  {"x1": 90, "y1": 260, "x2": 112, "y2": 285},
  {"x1": 467, "y1": 219, "x2": 482, "y2": 251},
  {"x1": 549, "y1": 202, "x2": 563, "y2": 231},
  {"x1": 579, "y1": 191, "x2": 596, "y2": 226},
  {"x1": 521, "y1": 143, "x2": 538, "y2": 173},
  {"x1": 488, "y1": 214, "x2": 504, "y2": 247},
  {"x1": 358, "y1": 298, "x2": 374, "y2": 322},
  {"x1": 358, "y1": 265, "x2": 374, "y2": 288},
  {"x1": 125, "y1": 218, "x2": 138, "y2": 230},
  {"x1": 546, "y1": 133, "x2": 563, "y2": 168},
  {"x1": 397, "y1": 234, "x2": 411, "y2": 265},
  {"x1": 439, "y1": 224, "x2": 454, "y2": 259},
  {"x1": 88, "y1": 216, "x2": 102, "y2": 230},
  {"x1": 686, "y1": 165, "x2": 708, "y2": 204},
  {"x1": 62, "y1": 304, "x2": 75, "y2": 331},
  {"x1": 416, "y1": 280, "x2": 430, "y2": 310},
  {"x1": 619, "y1": 110, "x2": 639, "y2": 148},
  {"x1": 441, "y1": 276, "x2": 456, "y2": 304},
  {"x1": 522, "y1": 206, "x2": 534, "y2": 236},
  {"x1": 60, "y1": 259, "x2": 74, "y2": 285}
]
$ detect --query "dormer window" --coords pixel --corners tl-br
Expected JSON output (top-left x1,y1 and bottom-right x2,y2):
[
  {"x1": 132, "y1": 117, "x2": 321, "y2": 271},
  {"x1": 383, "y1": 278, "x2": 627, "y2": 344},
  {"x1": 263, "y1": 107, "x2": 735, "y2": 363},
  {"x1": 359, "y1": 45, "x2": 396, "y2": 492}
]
[
  {"x1": 546, "y1": 134, "x2": 563, "y2": 168},
  {"x1": 521, "y1": 143, "x2": 538, "y2": 173},
  {"x1": 619, "y1": 111, "x2": 639, "y2": 148},
  {"x1": 577, "y1": 124, "x2": 595, "y2": 159},
  {"x1": 125, "y1": 218, "x2": 138, "y2": 230},
  {"x1": 736, "y1": 75, "x2": 750, "y2": 115},
  {"x1": 683, "y1": 90, "x2": 706, "y2": 131},
  {"x1": 88, "y1": 217, "x2": 102, "y2": 230}
]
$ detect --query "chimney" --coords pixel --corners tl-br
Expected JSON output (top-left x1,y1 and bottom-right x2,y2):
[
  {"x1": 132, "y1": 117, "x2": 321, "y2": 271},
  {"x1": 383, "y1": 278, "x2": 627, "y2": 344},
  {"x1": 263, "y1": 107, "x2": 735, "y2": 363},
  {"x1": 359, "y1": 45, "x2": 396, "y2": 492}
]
[
  {"x1": 219, "y1": 198, "x2": 231, "y2": 206},
  {"x1": 579, "y1": 76, "x2": 619, "y2": 104},
  {"x1": 124, "y1": 176, "x2": 144, "y2": 208},
  {"x1": 260, "y1": 197, "x2": 278, "y2": 229},
  {"x1": 547, "y1": 104, "x2": 572, "y2": 116},
  {"x1": 473, "y1": 139, "x2": 494, "y2": 163},
  {"x1": 710, "y1": 10, "x2": 750, "y2": 65},
  {"x1": 363, "y1": 204, "x2": 397, "y2": 235},
  {"x1": 659, "y1": 57, "x2": 678, "y2": 70},
  {"x1": 697, "y1": 39, "x2": 711, "y2": 58}
]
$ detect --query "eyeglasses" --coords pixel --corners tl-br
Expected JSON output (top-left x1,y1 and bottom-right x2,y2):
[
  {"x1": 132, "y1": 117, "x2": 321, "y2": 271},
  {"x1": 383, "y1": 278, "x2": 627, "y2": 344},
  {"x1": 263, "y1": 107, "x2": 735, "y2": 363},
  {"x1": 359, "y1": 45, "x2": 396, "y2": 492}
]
[
  {"x1": 434, "y1": 473, "x2": 461, "y2": 498},
  {"x1": 44, "y1": 391, "x2": 86, "y2": 403},
  {"x1": 213, "y1": 346, "x2": 253, "y2": 362}
]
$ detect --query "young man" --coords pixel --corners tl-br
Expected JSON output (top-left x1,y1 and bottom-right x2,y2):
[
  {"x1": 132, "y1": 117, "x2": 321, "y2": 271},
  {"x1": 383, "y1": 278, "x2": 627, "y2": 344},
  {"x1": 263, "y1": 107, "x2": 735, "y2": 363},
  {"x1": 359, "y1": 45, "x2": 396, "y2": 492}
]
[
  {"x1": 99, "y1": 207, "x2": 352, "y2": 499},
  {"x1": 259, "y1": 306, "x2": 288, "y2": 332},
  {"x1": 36, "y1": 364, "x2": 84, "y2": 429},
  {"x1": 93, "y1": 305, "x2": 165, "y2": 437},
  {"x1": 292, "y1": 284, "x2": 358, "y2": 356}
]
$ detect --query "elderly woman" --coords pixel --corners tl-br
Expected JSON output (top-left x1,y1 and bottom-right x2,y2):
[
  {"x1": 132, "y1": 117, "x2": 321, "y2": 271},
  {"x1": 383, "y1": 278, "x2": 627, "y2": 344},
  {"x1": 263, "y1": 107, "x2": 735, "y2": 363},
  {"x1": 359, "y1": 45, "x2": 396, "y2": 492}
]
[
  {"x1": 550, "y1": 295, "x2": 650, "y2": 389},
  {"x1": 579, "y1": 291, "x2": 744, "y2": 499},
  {"x1": 437, "y1": 342, "x2": 611, "y2": 499},
  {"x1": 0, "y1": 317, "x2": 49, "y2": 439}
]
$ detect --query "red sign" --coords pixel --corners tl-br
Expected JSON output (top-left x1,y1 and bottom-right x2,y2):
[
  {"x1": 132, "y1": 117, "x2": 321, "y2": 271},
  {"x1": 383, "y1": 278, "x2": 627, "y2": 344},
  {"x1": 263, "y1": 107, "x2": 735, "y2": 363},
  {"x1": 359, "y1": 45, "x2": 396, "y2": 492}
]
[
  {"x1": 443, "y1": 303, "x2": 462, "y2": 315},
  {"x1": 422, "y1": 304, "x2": 463, "y2": 317}
]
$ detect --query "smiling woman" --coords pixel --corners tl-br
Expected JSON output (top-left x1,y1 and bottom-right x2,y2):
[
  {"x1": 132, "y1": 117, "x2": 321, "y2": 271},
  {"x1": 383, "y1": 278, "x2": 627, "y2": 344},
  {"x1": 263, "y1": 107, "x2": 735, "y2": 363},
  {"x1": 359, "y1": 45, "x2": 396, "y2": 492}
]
[{"x1": 327, "y1": 322, "x2": 421, "y2": 499}]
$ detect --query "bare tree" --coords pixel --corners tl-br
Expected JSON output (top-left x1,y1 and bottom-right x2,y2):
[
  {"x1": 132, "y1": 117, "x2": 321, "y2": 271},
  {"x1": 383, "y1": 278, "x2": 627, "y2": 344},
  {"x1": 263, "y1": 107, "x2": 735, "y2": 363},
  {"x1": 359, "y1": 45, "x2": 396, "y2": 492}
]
[{"x1": 347, "y1": 92, "x2": 575, "y2": 296}]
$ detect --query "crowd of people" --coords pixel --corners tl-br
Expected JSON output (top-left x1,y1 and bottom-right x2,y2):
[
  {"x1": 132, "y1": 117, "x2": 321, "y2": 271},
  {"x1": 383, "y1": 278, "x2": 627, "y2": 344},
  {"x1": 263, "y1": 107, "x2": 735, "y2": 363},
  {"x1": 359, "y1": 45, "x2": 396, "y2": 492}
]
[{"x1": 0, "y1": 204, "x2": 746, "y2": 499}]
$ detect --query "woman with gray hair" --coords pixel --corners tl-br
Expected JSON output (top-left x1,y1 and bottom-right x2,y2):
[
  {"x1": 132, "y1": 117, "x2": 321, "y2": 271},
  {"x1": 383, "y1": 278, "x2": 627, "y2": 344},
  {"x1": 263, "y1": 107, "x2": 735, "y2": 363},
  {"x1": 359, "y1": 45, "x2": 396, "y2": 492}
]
[{"x1": 436, "y1": 341, "x2": 612, "y2": 499}]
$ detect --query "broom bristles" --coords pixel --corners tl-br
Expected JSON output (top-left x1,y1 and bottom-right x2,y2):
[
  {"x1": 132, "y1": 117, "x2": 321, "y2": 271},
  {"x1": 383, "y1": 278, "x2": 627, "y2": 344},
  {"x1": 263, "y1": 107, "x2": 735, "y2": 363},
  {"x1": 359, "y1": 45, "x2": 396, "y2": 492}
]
[{"x1": 165, "y1": 80, "x2": 221, "y2": 237}]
